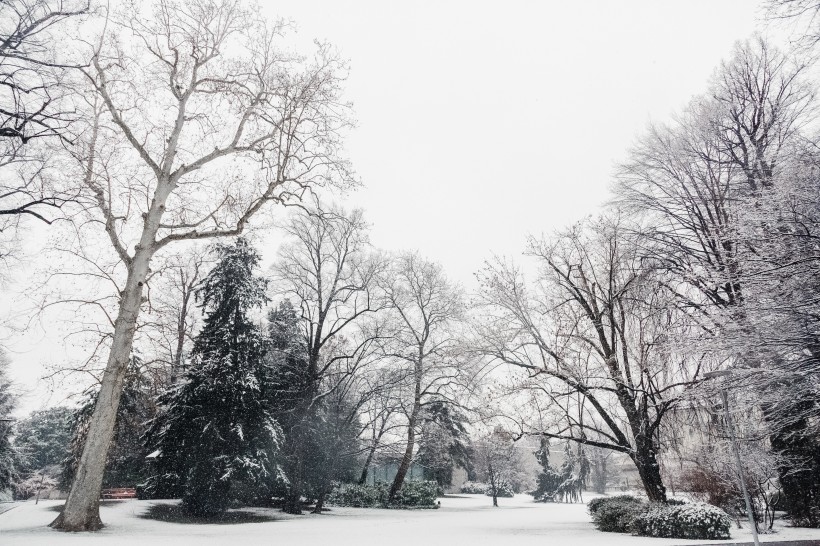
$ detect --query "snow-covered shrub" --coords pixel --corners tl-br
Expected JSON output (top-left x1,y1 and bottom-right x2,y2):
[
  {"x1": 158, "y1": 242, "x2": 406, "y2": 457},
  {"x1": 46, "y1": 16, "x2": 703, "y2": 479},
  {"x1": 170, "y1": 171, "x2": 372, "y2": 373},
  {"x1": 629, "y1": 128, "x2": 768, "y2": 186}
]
[
  {"x1": 328, "y1": 480, "x2": 439, "y2": 508},
  {"x1": 392, "y1": 480, "x2": 439, "y2": 507},
  {"x1": 588, "y1": 495, "x2": 641, "y2": 516},
  {"x1": 634, "y1": 502, "x2": 731, "y2": 540},
  {"x1": 589, "y1": 495, "x2": 647, "y2": 533},
  {"x1": 486, "y1": 482, "x2": 514, "y2": 498},
  {"x1": 460, "y1": 481, "x2": 489, "y2": 494},
  {"x1": 327, "y1": 482, "x2": 383, "y2": 507}
]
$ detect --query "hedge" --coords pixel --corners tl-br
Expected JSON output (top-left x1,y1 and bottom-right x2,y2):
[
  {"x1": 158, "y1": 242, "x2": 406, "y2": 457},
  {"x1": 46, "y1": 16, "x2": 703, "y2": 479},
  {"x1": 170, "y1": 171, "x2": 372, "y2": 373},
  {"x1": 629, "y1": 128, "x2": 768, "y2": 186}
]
[
  {"x1": 634, "y1": 502, "x2": 731, "y2": 540},
  {"x1": 327, "y1": 481, "x2": 439, "y2": 509},
  {"x1": 588, "y1": 496, "x2": 732, "y2": 540},
  {"x1": 589, "y1": 496, "x2": 647, "y2": 533}
]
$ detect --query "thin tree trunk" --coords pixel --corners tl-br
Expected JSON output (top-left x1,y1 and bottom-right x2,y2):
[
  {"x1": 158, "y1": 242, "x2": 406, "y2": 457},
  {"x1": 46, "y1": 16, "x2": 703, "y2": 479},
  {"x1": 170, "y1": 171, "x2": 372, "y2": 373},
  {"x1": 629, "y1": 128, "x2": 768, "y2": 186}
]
[
  {"x1": 489, "y1": 462, "x2": 498, "y2": 507},
  {"x1": 312, "y1": 477, "x2": 328, "y2": 515},
  {"x1": 282, "y1": 385, "x2": 319, "y2": 515},
  {"x1": 358, "y1": 440, "x2": 378, "y2": 485},
  {"x1": 171, "y1": 279, "x2": 189, "y2": 383},
  {"x1": 282, "y1": 425, "x2": 306, "y2": 515},
  {"x1": 312, "y1": 458, "x2": 335, "y2": 515},
  {"x1": 389, "y1": 357, "x2": 422, "y2": 501},
  {"x1": 312, "y1": 492, "x2": 325, "y2": 514}
]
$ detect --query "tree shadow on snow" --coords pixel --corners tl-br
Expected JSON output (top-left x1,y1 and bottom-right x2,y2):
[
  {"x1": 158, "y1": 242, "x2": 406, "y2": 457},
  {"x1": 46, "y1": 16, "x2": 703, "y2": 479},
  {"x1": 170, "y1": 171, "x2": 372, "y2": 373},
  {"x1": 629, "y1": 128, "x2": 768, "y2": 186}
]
[
  {"x1": 48, "y1": 500, "x2": 127, "y2": 512},
  {"x1": 139, "y1": 503, "x2": 278, "y2": 525}
]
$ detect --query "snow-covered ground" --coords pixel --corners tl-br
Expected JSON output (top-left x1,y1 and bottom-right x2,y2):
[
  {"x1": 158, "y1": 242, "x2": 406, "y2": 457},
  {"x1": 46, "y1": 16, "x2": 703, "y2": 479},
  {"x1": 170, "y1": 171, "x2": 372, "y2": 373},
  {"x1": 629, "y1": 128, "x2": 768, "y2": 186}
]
[{"x1": 2, "y1": 494, "x2": 820, "y2": 545}]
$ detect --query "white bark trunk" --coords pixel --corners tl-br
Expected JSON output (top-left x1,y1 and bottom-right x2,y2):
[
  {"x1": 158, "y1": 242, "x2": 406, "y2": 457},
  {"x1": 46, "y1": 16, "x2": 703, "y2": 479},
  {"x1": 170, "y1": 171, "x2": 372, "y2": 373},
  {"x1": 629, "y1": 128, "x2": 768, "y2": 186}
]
[
  {"x1": 51, "y1": 253, "x2": 152, "y2": 530},
  {"x1": 52, "y1": 185, "x2": 169, "y2": 530}
]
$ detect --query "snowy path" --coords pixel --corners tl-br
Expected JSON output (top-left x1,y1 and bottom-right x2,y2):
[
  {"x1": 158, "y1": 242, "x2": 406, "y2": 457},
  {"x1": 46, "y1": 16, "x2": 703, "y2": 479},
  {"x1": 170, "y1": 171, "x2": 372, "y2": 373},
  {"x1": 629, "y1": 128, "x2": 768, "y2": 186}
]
[{"x1": 2, "y1": 494, "x2": 820, "y2": 545}]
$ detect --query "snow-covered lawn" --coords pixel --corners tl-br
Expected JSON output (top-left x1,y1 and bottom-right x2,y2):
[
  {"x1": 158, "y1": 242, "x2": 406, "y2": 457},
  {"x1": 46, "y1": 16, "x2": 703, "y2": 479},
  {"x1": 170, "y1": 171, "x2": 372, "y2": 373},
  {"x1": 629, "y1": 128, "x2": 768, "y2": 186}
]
[{"x1": 2, "y1": 494, "x2": 820, "y2": 545}]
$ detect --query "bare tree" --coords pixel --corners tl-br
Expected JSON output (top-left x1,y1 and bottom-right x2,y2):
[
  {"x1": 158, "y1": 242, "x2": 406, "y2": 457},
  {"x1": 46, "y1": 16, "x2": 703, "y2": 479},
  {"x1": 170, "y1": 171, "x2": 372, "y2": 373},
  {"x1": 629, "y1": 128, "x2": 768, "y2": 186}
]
[
  {"x1": 51, "y1": 0, "x2": 352, "y2": 531},
  {"x1": 381, "y1": 252, "x2": 465, "y2": 501},
  {"x1": 356, "y1": 366, "x2": 406, "y2": 484},
  {"x1": 271, "y1": 201, "x2": 384, "y2": 513},
  {"x1": 614, "y1": 37, "x2": 820, "y2": 522},
  {"x1": 0, "y1": 0, "x2": 88, "y2": 143},
  {"x1": 476, "y1": 216, "x2": 703, "y2": 502},
  {"x1": 0, "y1": 347, "x2": 18, "y2": 493},
  {"x1": 141, "y1": 247, "x2": 209, "y2": 383},
  {"x1": 473, "y1": 428, "x2": 527, "y2": 507},
  {"x1": 273, "y1": 202, "x2": 385, "y2": 405},
  {"x1": 766, "y1": 0, "x2": 820, "y2": 47},
  {"x1": 0, "y1": 0, "x2": 89, "y2": 256},
  {"x1": 614, "y1": 38, "x2": 812, "y2": 314}
]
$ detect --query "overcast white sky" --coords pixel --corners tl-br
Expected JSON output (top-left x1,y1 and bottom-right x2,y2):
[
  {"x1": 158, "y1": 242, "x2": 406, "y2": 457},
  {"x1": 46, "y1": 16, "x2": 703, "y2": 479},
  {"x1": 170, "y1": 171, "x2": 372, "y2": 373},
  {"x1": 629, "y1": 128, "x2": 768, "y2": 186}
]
[
  {"x1": 4, "y1": 1, "x2": 795, "y2": 414},
  {"x1": 266, "y1": 0, "x2": 774, "y2": 282}
]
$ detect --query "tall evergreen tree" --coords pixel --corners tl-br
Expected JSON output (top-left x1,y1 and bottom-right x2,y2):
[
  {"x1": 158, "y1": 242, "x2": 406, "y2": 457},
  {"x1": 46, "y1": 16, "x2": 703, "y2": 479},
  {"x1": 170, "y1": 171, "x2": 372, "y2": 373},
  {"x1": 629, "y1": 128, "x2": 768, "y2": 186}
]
[
  {"x1": 264, "y1": 300, "x2": 363, "y2": 513},
  {"x1": 532, "y1": 439, "x2": 589, "y2": 503},
  {"x1": 417, "y1": 401, "x2": 472, "y2": 488},
  {"x1": 264, "y1": 300, "x2": 311, "y2": 511},
  {"x1": 532, "y1": 438, "x2": 562, "y2": 502},
  {"x1": 144, "y1": 239, "x2": 283, "y2": 517}
]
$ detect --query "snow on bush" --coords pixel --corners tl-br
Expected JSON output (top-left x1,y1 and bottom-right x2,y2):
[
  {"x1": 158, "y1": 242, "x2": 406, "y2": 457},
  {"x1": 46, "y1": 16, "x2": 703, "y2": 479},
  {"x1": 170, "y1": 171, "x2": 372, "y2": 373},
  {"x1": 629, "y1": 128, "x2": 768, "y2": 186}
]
[
  {"x1": 460, "y1": 481, "x2": 489, "y2": 494},
  {"x1": 587, "y1": 495, "x2": 641, "y2": 516},
  {"x1": 327, "y1": 483, "x2": 382, "y2": 507},
  {"x1": 392, "y1": 481, "x2": 439, "y2": 507},
  {"x1": 634, "y1": 502, "x2": 731, "y2": 540},
  {"x1": 589, "y1": 496, "x2": 731, "y2": 540},
  {"x1": 327, "y1": 481, "x2": 439, "y2": 508},
  {"x1": 589, "y1": 495, "x2": 647, "y2": 533}
]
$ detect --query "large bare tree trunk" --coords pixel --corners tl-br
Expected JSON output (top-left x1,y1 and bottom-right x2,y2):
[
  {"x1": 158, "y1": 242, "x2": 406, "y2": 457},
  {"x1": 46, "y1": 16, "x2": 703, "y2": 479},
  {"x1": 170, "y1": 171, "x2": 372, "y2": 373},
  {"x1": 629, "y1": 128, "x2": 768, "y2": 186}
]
[
  {"x1": 52, "y1": 127, "x2": 169, "y2": 528},
  {"x1": 50, "y1": 252, "x2": 152, "y2": 530}
]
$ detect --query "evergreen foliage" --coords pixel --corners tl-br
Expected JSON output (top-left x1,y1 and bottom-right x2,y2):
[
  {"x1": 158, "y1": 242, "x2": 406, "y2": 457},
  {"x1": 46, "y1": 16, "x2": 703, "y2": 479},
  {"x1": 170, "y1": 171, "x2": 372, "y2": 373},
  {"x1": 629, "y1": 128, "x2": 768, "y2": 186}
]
[
  {"x1": 770, "y1": 398, "x2": 820, "y2": 527},
  {"x1": 416, "y1": 401, "x2": 472, "y2": 488},
  {"x1": 13, "y1": 406, "x2": 72, "y2": 474},
  {"x1": 265, "y1": 301, "x2": 310, "y2": 417},
  {"x1": 532, "y1": 438, "x2": 563, "y2": 502},
  {"x1": 588, "y1": 495, "x2": 647, "y2": 533},
  {"x1": 307, "y1": 395, "x2": 363, "y2": 506},
  {"x1": 263, "y1": 300, "x2": 312, "y2": 508},
  {"x1": 264, "y1": 300, "x2": 362, "y2": 511},
  {"x1": 144, "y1": 239, "x2": 283, "y2": 516},
  {"x1": 532, "y1": 439, "x2": 589, "y2": 503},
  {"x1": 0, "y1": 349, "x2": 17, "y2": 493},
  {"x1": 460, "y1": 481, "x2": 490, "y2": 494}
]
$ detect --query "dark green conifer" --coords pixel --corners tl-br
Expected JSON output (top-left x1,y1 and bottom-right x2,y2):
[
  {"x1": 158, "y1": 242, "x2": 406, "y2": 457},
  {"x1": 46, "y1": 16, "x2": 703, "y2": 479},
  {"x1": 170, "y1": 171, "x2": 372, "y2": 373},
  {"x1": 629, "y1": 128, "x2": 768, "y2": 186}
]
[{"x1": 145, "y1": 239, "x2": 282, "y2": 516}]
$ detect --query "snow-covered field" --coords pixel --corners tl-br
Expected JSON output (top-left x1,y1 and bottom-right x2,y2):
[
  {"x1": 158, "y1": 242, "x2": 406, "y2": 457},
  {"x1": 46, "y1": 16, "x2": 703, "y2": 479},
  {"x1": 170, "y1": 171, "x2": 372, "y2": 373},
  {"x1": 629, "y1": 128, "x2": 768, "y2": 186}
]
[{"x1": 2, "y1": 494, "x2": 820, "y2": 546}]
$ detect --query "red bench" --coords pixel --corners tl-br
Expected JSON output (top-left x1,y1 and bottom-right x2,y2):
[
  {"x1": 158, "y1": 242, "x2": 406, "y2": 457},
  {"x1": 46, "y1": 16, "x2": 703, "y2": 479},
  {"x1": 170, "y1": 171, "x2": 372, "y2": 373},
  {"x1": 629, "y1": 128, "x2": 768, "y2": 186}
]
[{"x1": 101, "y1": 488, "x2": 137, "y2": 500}]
